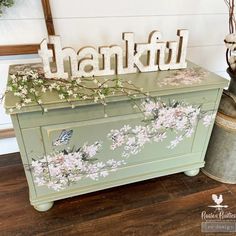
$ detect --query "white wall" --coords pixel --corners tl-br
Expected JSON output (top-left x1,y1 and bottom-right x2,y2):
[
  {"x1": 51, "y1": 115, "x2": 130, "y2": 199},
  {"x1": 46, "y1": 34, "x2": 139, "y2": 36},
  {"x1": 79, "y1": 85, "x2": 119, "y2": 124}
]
[
  {"x1": 0, "y1": 0, "x2": 47, "y2": 45},
  {"x1": 49, "y1": 0, "x2": 230, "y2": 75},
  {"x1": 0, "y1": 0, "x2": 47, "y2": 154},
  {"x1": 0, "y1": 0, "x2": 231, "y2": 154},
  {"x1": 0, "y1": 55, "x2": 41, "y2": 154}
]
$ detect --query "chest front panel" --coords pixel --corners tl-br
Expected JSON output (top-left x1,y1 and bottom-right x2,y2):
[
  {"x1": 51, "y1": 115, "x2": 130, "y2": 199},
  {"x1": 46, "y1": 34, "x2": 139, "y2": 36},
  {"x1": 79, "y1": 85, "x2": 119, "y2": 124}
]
[{"x1": 17, "y1": 89, "x2": 218, "y2": 200}]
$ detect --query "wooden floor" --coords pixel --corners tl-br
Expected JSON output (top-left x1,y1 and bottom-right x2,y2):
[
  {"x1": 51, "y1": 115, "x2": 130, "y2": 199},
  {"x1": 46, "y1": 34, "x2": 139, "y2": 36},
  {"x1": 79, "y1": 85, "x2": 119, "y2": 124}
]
[{"x1": 1, "y1": 153, "x2": 236, "y2": 236}]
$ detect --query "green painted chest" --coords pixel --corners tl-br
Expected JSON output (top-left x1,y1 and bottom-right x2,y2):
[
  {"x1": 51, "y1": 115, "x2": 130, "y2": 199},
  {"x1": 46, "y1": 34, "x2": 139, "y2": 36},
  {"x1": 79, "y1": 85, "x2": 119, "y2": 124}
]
[{"x1": 4, "y1": 62, "x2": 228, "y2": 211}]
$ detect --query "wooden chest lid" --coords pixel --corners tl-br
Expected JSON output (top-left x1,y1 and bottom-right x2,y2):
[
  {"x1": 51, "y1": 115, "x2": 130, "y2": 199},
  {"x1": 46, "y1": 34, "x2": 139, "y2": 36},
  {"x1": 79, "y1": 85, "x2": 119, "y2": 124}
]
[{"x1": 4, "y1": 61, "x2": 228, "y2": 114}]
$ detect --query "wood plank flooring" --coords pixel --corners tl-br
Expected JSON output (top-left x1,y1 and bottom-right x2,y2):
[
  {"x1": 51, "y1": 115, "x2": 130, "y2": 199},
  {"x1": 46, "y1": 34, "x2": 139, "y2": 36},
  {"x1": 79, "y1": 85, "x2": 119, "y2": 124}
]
[{"x1": 1, "y1": 152, "x2": 236, "y2": 236}]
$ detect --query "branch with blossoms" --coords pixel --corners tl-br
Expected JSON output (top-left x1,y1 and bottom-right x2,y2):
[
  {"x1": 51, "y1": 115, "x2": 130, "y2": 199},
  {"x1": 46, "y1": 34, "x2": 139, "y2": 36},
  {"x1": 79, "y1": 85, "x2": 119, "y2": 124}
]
[
  {"x1": 28, "y1": 141, "x2": 126, "y2": 191},
  {"x1": 3, "y1": 69, "x2": 148, "y2": 114},
  {"x1": 107, "y1": 98, "x2": 216, "y2": 157}
]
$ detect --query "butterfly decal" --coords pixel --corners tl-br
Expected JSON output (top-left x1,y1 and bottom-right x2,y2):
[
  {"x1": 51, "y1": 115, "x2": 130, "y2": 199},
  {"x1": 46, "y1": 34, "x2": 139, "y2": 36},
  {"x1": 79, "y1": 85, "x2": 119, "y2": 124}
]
[{"x1": 52, "y1": 129, "x2": 73, "y2": 146}]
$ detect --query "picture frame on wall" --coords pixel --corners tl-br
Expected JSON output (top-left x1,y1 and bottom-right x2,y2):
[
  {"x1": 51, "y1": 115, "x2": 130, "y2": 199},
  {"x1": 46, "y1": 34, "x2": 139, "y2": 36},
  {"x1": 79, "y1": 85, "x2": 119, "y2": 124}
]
[{"x1": 0, "y1": 0, "x2": 55, "y2": 56}]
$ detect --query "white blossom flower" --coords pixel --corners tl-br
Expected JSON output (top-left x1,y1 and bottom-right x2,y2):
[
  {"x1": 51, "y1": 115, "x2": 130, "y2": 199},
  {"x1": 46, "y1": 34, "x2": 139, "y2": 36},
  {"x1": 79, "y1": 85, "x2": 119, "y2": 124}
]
[
  {"x1": 127, "y1": 137, "x2": 136, "y2": 146},
  {"x1": 132, "y1": 126, "x2": 143, "y2": 134},
  {"x1": 22, "y1": 76, "x2": 27, "y2": 82},
  {"x1": 100, "y1": 170, "x2": 109, "y2": 177},
  {"x1": 10, "y1": 74, "x2": 16, "y2": 80},
  {"x1": 51, "y1": 83, "x2": 57, "y2": 89},
  {"x1": 88, "y1": 173, "x2": 99, "y2": 180},
  {"x1": 186, "y1": 128, "x2": 194, "y2": 137},
  {"x1": 47, "y1": 182, "x2": 63, "y2": 191},
  {"x1": 21, "y1": 88, "x2": 28, "y2": 95},
  {"x1": 100, "y1": 94, "x2": 105, "y2": 99},
  {"x1": 94, "y1": 97, "x2": 99, "y2": 103},
  {"x1": 83, "y1": 143, "x2": 101, "y2": 158},
  {"x1": 203, "y1": 114, "x2": 215, "y2": 127},
  {"x1": 59, "y1": 94, "x2": 65, "y2": 100},
  {"x1": 68, "y1": 90, "x2": 73, "y2": 96},
  {"x1": 168, "y1": 136, "x2": 183, "y2": 149},
  {"x1": 121, "y1": 125, "x2": 131, "y2": 132},
  {"x1": 30, "y1": 88, "x2": 36, "y2": 93},
  {"x1": 34, "y1": 177, "x2": 46, "y2": 186},
  {"x1": 41, "y1": 87, "x2": 47, "y2": 93},
  {"x1": 76, "y1": 78, "x2": 81, "y2": 84},
  {"x1": 31, "y1": 72, "x2": 39, "y2": 79},
  {"x1": 15, "y1": 103, "x2": 21, "y2": 110},
  {"x1": 154, "y1": 132, "x2": 167, "y2": 142},
  {"x1": 13, "y1": 92, "x2": 21, "y2": 97},
  {"x1": 24, "y1": 98, "x2": 32, "y2": 104}
]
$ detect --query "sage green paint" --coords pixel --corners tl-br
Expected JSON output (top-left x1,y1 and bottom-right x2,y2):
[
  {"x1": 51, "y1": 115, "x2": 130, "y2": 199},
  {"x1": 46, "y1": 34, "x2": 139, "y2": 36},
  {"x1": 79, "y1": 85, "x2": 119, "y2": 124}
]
[{"x1": 4, "y1": 62, "x2": 228, "y2": 211}]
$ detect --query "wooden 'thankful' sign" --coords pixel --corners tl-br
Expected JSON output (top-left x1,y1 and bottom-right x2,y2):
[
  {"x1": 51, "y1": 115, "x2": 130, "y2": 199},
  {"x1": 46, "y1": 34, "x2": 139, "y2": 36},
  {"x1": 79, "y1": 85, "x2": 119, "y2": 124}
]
[{"x1": 38, "y1": 29, "x2": 189, "y2": 79}]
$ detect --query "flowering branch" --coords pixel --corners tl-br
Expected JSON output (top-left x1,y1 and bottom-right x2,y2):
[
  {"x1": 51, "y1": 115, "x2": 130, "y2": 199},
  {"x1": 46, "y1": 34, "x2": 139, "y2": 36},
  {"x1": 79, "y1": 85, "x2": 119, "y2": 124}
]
[
  {"x1": 107, "y1": 98, "x2": 216, "y2": 157},
  {"x1": 28, "y1": 142, "x2": 126, "y2": 191},
  {"x1": 4, "y1": 69, "x2": 147, "y2": 114}
]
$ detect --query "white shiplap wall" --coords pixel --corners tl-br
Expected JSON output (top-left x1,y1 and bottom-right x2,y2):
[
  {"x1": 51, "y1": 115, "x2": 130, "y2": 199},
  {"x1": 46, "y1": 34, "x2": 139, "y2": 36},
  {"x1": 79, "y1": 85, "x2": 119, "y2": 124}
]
[
  {"x1": 49, "y1": 0, "x2": 229, "y2": 74},
  {"x1": 0, "y1": 0, "x2": 46, "y2": 154},
  {"x1": 0, "y1": 0, "x2": 230, "y2": 154}
]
